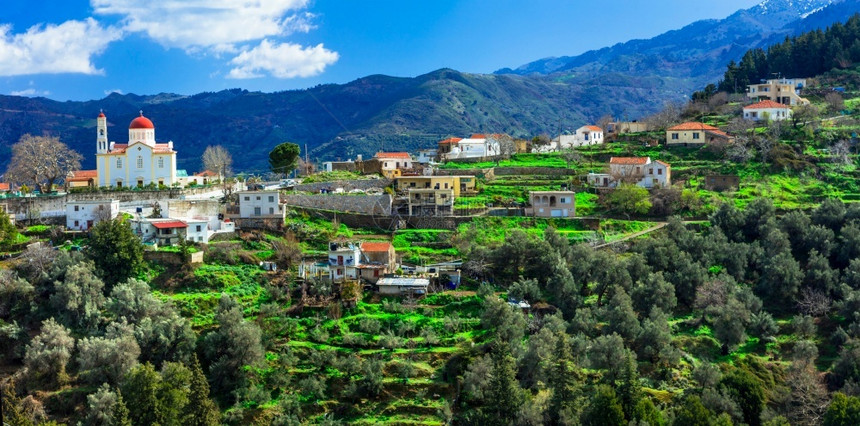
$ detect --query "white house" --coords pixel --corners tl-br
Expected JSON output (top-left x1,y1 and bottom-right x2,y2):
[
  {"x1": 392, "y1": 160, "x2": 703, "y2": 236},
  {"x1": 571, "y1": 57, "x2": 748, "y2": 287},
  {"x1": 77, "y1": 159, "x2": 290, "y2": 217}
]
[
  {"x1": 588, "y1": 157, "x2": 671, "y2": 189},
  {"x1": 236, "y1": 190, "x2": 284, "y2": 219},
  {"x1": 377, "y1": 277, "x2": 430, "y2": 296},
  {"x1": 329, "y1": 241, "x2": 362, "y2": 282},
  {"x1": 96, "y1": 111, "x2": 178, "y2": 188},
  {"x1": 129, "y1": 218, "x2": 188, "y2": 246},
  {"x1": 743, "y1": 100, "x2": 792, "y2": 121},
  {"x1": 416, "y1": 149, "x2": 438, "y2": 164},
  {"x1": 66, "y1": 200, "x2": 119, "y2": 231},
  {"x1": 554, "y1": 125, "x2": 604, "y2": 149},
  {"x1": 440, "y1": 134, "x2": 502, "y2": 160}
]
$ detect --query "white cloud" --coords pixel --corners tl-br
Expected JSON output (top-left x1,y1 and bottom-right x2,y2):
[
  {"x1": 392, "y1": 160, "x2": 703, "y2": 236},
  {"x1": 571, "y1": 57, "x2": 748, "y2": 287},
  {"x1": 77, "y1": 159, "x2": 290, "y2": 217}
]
[
  {"x1": 92, "y1": 0, "x2": 313, "y2": 51},
  {"x1": 104, "y1": 88, "x2": 123, "y2": 95},
  {"x1": 227, "y1": 39, "x2": 338, "y2": 79},
  {"x1": 10, "y1": 88, "x2": 50, "y2": 97},
  {"x1": 0, "y1": 18, "x2": 121, "y2": 76}
]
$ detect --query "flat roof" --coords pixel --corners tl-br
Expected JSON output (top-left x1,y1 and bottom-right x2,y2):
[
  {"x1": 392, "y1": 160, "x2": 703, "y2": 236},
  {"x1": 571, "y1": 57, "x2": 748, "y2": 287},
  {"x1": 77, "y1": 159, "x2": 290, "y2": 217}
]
[
  {"x1": 151, "y1": 220, "x2": 188, "y2": 229},
  {"x1": 377, "y1": 278, "x2": 430, "y2": 287}
]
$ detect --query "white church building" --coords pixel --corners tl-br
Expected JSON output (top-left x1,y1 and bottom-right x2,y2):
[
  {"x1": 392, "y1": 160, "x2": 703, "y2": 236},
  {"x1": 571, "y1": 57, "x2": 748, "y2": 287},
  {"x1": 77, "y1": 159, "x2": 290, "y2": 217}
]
[{"x1": 96, "y1": 111, "x2": 178, "y2": 188}]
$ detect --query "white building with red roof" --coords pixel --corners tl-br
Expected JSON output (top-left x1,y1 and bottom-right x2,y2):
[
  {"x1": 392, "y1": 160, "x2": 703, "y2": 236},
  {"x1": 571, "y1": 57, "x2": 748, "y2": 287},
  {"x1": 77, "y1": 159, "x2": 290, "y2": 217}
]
[
  {"x1": 374, "y1": 152, "x2": 414, "y2": 178},
  {"x1": 96, "y1": 111, "x2": 177, "y2": 188},
  {"x1": 438, "y1": 134, "x2": 503, "y2": 160},
  {"x1": 743, "y1": 100, "x2": 792, "y2": 121}
]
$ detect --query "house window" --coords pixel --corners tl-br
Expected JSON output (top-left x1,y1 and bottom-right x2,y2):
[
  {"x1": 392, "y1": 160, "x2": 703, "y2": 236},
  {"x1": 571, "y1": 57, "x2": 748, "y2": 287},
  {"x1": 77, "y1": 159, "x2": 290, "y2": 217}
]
[
  {"x1": 658, "y1": 169, "x2": 663, "y2": 175},
  {"x1": 649, "y1": 168, "x2": 654, "y2": 175},
  {"x1": 116, "y1": 158, "x2": 122, "y2": 168},
  {"x1": 693, "y1": 132, "x2": 700, "y2": 140},
  {"x1": 198, "y1": 237, "x2": 203, "y2": 242},
  {"x1": 74, "y1": 220, "x2": 79, "y2": 227},
  {"x1": 74, "y1": 205, "x2": 79, "y2": 211},
  {"x1": 158, "y1": 157, "x2": 164, "y2": 168},
  {"x1": 560, "y1": 197, "x2": 567, "y2": 203},
  {"x1": 444, "y1": 183, "x2": 448, "y2": 189},
  {"x1": 244, "y1": 196, "x2": 250, "y2": 201},
  {"x1": 196, "y1": 225, "x2": 202, "y2": 232},
  {"x1": 269, "y1": 207, "x2": 274, "y2": 214},
  {"x1": 137, "y1": 156, "x2": 143, "y2": 169},
  {"x1": 256, "y1": 196, "x2": 261, "y2": 200},
  {"x1": 671, "y1": 133, "x2": 679, "y2": 140},
  {"x1": 268, "y1": 196, "x2": 275, "y2": 202},
  {"x1": 254, "y1": 207, "x2": 261, "y2": 216}
]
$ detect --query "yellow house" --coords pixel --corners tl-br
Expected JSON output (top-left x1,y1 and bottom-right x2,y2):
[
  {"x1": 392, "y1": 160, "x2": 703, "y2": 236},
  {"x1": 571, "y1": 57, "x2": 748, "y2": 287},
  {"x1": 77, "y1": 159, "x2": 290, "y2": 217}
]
[
  {"x1": 666, "y1": 122, "x2": 733, "y2": 146},
  {"x1": 394, "y1": 176, "x2": 475, "y2": 196}
]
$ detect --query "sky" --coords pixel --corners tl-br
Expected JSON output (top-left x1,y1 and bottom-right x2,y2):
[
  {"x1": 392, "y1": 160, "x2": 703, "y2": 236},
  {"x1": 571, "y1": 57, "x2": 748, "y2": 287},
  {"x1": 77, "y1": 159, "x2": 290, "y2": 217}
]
[{"x1": 0, "y1": 0, "x2": 762, "y2": 101}]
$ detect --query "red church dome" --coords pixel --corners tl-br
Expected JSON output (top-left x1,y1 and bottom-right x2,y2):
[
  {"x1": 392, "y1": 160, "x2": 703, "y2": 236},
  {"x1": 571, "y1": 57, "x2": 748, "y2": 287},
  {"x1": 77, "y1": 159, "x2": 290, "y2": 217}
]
[{"x1": 129, "y1": 112, "x2": 154, "y2": 129}]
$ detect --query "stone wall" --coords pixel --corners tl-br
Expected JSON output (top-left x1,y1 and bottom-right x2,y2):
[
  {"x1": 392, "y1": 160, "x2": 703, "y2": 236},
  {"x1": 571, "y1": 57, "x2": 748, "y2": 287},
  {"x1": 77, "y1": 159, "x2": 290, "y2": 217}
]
[
  {"x1": 288, "y1": 206, "x2": 475, "y2": 231},
  {"x1": 168, "y1": 200, "x2": 223, "y2": 219},
  {"x1": 144, "y1": 250, "x2": 204, "y2": 265},
  {"x1": 494, "y1": 167, "x2": 577, "y2": 176},
  {"x1": 282, "y1": 194, "x2": 392, "y2": 215},
  {"x1": 434, "y1": 168, "x2": 495, "y2": 179},
  {"x1": 294, "y1": 179, "x2": 391, "y2": 193}
]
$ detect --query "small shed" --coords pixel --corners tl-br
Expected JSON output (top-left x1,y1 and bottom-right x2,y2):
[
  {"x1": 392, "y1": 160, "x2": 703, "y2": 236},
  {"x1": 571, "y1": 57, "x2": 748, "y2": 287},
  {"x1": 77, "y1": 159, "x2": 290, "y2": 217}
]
[{"x1": 376, "y1": 277, "x2": 430, "y2": 296}]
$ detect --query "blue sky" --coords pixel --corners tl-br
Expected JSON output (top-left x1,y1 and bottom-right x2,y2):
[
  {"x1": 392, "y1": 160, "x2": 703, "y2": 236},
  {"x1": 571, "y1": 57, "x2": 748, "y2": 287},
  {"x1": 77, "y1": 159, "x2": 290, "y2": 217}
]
[{"x1": 0, "y1": 0, "x2": 761, "y2": 100}]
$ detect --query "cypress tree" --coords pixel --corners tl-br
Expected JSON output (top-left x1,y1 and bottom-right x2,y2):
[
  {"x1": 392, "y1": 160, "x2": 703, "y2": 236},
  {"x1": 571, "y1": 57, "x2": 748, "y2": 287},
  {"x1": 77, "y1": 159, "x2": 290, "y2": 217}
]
[{"x1": 184, "y1": 355, "x2": 221, "y2": 426}]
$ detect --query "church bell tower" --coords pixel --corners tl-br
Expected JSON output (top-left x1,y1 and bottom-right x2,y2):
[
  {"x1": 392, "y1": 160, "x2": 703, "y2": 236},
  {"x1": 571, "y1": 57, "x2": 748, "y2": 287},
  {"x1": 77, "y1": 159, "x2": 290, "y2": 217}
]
[{"x1": 96, "y1": 110, "x2": 108, "y2": 154}]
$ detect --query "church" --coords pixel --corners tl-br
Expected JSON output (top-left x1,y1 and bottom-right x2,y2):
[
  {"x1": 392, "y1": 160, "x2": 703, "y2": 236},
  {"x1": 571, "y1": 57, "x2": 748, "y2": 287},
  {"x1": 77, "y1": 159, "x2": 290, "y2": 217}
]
[{"x1": 95, "y1": 111, "x2": 178, "y2": 188}]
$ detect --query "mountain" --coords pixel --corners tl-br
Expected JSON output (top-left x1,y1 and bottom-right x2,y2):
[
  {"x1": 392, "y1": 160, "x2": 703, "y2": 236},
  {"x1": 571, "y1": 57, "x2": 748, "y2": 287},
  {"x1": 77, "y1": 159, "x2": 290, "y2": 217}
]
[
  {"x1": 0, "y1": 69, "x2": 678, "y2": 173},
  {"x1": 496, "y1": 0, "x2": 857, "y2": 86},
  {"x1": 1, "y1": 0, "x2": 858, "y2": 175}
]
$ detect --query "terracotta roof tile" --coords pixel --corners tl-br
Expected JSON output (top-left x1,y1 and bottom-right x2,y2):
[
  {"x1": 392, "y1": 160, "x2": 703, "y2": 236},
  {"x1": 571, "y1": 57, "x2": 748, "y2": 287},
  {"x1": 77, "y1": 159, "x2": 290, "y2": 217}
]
[
  {"x1": 654, "y1": 160, "x2": 671, "y2": 167},
  {"x1": 0, "y1": 183, "x2": 10, "y2": 191},
  {"x1": 374, "y1": 152, "x2": 411, "y2": 159},
  {"x1": 582, "y1": 125, "x2": 603, "y2": 132},
  {"x1": 151, "y1": 220, "x2": 188, "y2": 229},
  {"x1": 70, "y1": 170, "x2": 98, "y2": 178},
  {"x1": 609, "y1": 157, "x2": 649, "y2": 165},
  {"x1": 438, "y1": 137, "x2": 462, "y2": 145},
  {"x1": 744, "y1": 100, "x2": 790, "y2": 110},
  {"x1": 362, "y1": 242, "x2": 393, "y2": 252},
  {"x1": 195, "y1": 170, "x2": 218, "y2": 177},
  {"x1": 668, "y1": 122, "x2": 720, "y2": 131}
]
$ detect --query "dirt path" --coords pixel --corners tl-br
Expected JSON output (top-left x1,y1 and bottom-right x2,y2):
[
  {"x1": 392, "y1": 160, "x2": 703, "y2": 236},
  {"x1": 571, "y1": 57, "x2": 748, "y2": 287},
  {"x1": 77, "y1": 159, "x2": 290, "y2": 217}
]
[{"x1": 592, "y1": 222, "x2": 668, "y2": 249}]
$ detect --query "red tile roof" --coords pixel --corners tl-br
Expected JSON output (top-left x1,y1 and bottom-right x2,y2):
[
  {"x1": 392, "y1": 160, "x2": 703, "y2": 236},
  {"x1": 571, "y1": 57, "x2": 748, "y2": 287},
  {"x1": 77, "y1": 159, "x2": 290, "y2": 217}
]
[
  {"x1": 374, "y1": 152, "x2": 411, "y2": 159},
  {"x1": 582, "y1": 125, "x2": 603, "y2": 132},
  {"x1": 106, "y1": 144, "x2": 129, "y2": 154},
  {"x1": 744, "y1": 100, "x2": 790, "y2": 110},
  {"x1": 0, "y1": 183, "x2": 10, "y2": 191},
  {"x1": 151, "y1": 220, "x2": 187, "y2": 229},
  {"x1": 438, "y1": 137, "x2": 462, "y2": 145},
  {"x1": 706, "y1": 129, "x2": 731, "y2": 138},
  {"x1": 668, "y1": 122, "x2": 720, "y2": 131},
  {"x1": 654, "y1": 160, "x2": 671, "y2": 167},
  {"x1": 362, "y1": 242, "x2": 393, "y2": 252},
  {"x1": 471, "y1": 134, "x2": 486, "y2": 139},
  {"x1": 153, "y1": 144, "x2": 174, "y2": 153},
  {"x1": 195, "y1": 170, "x2": 218, "y2": 177},
  {"x1": 68, "y1": 170, "x2": 98, "y2": 182},
  {"x1": 609, "y1": 157, "x2": 649, "y2": 165}
]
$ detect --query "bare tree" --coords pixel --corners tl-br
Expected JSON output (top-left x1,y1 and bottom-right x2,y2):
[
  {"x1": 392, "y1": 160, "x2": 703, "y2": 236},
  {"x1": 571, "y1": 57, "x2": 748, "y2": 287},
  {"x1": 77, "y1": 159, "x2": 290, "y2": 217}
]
[
  {"x1": 297, "y1": 157, "x2": 316, "y2": 176},
  {"x1": 825, "y1": 92, "x2": 845, "y2": 113},
  {"x1": 644, "y1": 102, "x2": 683, "y2": 130},
  {"x1": 560, "y1": 149, "x2": 583, "y2": 169},
  {"x1": 756, "y1": 137, "x2": 775, "y2": 165},
  {"x1": 792, "y1": 104, "x2": 820, "y2": 128},
  {"x1": 495, "y1": 134, "x2": 516, "y2": 159},
  {"x1": 797, "y1": 288, "x2": 832, "y2": 317},
  {"x1": 726, "y1": 141, "x2": 755, "y2": 163},
  {"x1": 597, "y1": 114, "x2": 613, "y2": 131},
  {"x1": 202, "y1": 145, "x2": 233, "y2": 178},
  {"x1": 707, "y1": 92, "x2": 729, "y2": 110},
  {"x1": 6, "y1": 134, "x2": 82, "y2": 193},
  {"x1": 609, "y1": 164, "x2": 645, "y2": 185}
]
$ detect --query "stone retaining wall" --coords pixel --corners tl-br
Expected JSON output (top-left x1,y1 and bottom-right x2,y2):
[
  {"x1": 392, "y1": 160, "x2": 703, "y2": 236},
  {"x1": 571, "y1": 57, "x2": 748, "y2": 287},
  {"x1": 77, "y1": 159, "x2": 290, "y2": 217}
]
[
  {"x1": 294, "y1": 179, "x2": 391, "y2": 193},
  {"x1": 282, "y1": 194, "x2": 392, "y2": 215}
]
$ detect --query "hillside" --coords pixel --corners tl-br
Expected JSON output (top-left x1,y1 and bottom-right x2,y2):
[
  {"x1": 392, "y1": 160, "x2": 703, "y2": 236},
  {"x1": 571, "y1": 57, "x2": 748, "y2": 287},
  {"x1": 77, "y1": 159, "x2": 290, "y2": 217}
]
[
  {"x1": 0, "y1": 69, "x2": 676, "y2": 174},
  {"x1": 496, "y1": 0, "x2": 860, "y2": 94}
]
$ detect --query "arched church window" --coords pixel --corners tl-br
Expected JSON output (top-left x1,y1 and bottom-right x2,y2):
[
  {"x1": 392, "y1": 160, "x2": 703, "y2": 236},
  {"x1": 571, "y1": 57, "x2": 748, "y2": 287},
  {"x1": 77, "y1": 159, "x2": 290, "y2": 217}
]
[
  {"x1": 116, "y1": 158, "x2": 122, "y2": 168},
  {"x1": 137, "y1": 157, "x2": 143, "y2": 169}
]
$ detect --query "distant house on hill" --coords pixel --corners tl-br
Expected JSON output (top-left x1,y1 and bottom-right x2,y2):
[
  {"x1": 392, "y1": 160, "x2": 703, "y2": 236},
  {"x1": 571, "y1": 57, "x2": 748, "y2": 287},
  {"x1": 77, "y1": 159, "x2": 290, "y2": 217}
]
[
  {"x1": 553, "y1": 125, "x2": 605, "y2": 149},
  {"x1": 607, "y1": 121, "x2": 651, "y2": 136},
  {"x1": 374, "y1": 152, "x2": 414, "y2": 179},
  {"x1": 743, "y1": 100, "x2": 792, "y2": 121},
  {"x1": 438, "y1": 134, "x2": 504, "y2": 160},
  {"x1": 527, "y1": 190, "x2": 576, "y2": 218},
  {"x1": 587, "y1": 157, "x2": 670, "y2": 189},
  {"x1": 747, "y1": 77, "x2": 809, "y2": 106},
  {"x1": 666, "y1": 122, "x2": 733, "y2": 146}
]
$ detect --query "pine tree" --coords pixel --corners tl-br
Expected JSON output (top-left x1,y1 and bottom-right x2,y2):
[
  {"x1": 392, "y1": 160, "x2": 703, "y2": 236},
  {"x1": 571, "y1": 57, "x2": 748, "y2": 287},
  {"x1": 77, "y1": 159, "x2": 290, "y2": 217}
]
[
  {"x1": 482, "y1": 345, "x2": 523, "y2": 425},
  {"x1": 549, "y1": 333, "x2": 580, "y2": 422},
  {"x1": 1, "y1": 380, "x2": 34, "y2": 426},
  {"x1": 114, "y1": 389, "x2": 132, "y2": 426},
  {"x1": 184, "y1": 355, "x2": 221, "y2": 426}
]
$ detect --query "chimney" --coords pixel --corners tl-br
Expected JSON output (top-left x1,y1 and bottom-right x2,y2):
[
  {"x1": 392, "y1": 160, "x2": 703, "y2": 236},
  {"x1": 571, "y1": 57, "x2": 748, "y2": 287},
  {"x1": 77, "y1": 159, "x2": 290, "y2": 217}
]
[{"x1": 357, "y1": 154, "x2": 363, "y2": 162}]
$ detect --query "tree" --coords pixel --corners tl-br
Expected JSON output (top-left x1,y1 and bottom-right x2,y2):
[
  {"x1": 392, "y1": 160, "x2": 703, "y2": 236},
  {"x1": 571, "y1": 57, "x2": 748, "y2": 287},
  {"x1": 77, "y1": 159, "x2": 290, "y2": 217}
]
[
  {"x1": 482, "y1": 345, "x2": 524, "y2": 425},
  {"x1": 826, "y1": 92, "x2": 845, "y2": 113},
  {"x1": 202, "y1": 145, "x2": 233, "y2": 178},
  {"x1": 23, "y1": 318, "x2": 75, "y2": 388},
  {"x1": 606, "y1": 184, "x2": 652, "y2": 216},
  {"x1": 5, "y1": 134, "x2": 82, "y2": 193},
  {"x1": 121, "y1": 363, "x2": 162, "y2": 426},
  {"x1": 84, "y1": 384, "x2": 132, "y2": 426},
  {"x1": 203, "y1": 295, "x2": 265, "y2": 404},
  {"x1": 87, "y1": 218, "x2": 144, "y2": 288},
  {"x1": 722, "y1": 368, "x2": 765, "y2": 426},
  {"x1": 269, "y1": 142, "x2": 301, "y2": 176},
  {"x1": 824, "y1": 393, "x2": 860, "y2": 426},
  {"x1": 548, "y1": 333, "x2": 582, "y2": 422},
  {"x1": 1, "y1": 379, "x2": 35, "y2": 426},
  {"x1": 0, "y1": 209, "x2": 19, "y2": 250},
  {"x1": 50, "y1": 261, "x2": 106, "y2": 331},
  {"x1": 77, "y1": 321, "x2": 141, "y2": 385},
  {"x1": 583, "y1": 385, "x2": 626, "y2": 426},
  {"x1": 184, "y1": 355, "x2": 221, "y2": 426},
  {"x1": 792, "y1": 104, "x2": 819, "y2": 128}
]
